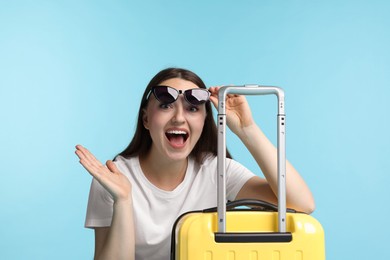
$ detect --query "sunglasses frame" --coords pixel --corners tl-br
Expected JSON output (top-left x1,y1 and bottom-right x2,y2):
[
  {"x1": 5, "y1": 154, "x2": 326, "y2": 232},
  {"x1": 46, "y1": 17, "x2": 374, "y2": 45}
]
[{"x1": 147, "y1": 85, "x2": 210, "y2": 106}]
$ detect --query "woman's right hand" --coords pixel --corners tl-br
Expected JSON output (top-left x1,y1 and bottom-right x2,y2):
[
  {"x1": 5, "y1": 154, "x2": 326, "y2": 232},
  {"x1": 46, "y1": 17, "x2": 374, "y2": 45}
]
[{"x1": 75, "y1": 145, "x2": 132, "y2": 202}]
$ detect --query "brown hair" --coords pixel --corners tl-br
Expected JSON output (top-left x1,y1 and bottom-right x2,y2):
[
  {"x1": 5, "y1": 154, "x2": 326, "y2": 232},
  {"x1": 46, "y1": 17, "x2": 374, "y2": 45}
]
[{"x1": 117, "y1": 67, "x2": 231, "y2": 162}]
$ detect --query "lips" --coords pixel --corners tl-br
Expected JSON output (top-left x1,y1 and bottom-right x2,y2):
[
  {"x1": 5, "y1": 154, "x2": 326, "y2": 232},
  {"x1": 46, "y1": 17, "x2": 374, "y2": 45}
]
[{"x1": 165, "y1": 129, "x2": 189, "y2": 147}]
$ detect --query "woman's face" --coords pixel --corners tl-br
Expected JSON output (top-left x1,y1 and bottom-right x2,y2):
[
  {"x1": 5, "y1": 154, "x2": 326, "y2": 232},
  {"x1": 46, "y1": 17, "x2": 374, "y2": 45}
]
[{"x1": 143, "y1": 78, "x2": 207, "y2": 162}]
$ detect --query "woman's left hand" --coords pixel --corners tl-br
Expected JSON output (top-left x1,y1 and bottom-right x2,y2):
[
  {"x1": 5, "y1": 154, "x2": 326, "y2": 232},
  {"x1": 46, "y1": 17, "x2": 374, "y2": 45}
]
[{"x1": 209, "y1": 86, "x2": 255, "y2": 135}]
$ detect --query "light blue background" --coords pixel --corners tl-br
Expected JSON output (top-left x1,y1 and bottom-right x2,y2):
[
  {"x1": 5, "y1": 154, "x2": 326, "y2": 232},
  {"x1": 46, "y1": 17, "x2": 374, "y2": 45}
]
[{"x1": 1, "y1": 0, "x2": 389, "y2": 259}]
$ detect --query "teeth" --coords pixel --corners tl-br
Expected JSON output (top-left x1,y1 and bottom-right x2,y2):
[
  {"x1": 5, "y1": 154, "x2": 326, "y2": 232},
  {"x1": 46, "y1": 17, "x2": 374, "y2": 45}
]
[{"x1": 166, "y1": 130, "x2": 187, "y2": 135}]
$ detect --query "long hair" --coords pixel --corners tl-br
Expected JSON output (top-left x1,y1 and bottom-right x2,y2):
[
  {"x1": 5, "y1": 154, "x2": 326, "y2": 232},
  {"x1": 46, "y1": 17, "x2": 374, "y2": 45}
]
[{"x1": 117, "y1": 67, "x2": 231, "y2": 162}]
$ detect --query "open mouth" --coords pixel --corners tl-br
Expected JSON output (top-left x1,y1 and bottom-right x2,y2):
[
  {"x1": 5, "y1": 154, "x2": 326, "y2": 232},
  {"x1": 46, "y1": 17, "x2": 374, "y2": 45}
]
[{"x1": 165, "y1": 130, "x2": 189, "y2": 146}]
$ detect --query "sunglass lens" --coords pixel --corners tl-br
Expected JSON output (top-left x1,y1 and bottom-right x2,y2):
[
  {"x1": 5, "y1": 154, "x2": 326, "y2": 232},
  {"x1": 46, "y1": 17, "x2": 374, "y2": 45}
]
[
  {"x1": 185, "y1": 89, "x2": 210, "y2": 105},
  {"x1": 153, "y1": 86, "x2": 178, "y2": 104}
]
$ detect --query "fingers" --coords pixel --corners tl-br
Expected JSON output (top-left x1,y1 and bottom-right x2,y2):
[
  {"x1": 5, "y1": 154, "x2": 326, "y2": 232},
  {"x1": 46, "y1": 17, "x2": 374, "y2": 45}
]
[
  {"x1": 106, "y1": 160, "x2": 120, "y2": 174},
  {"x1": 209, "y1": 86, "x2": 240, "y2": 98},
  {"x1": 75, "y1": 145, "x2": 107, "y2": 179},
  {"x1": 208, "y1": 86, "x2": 221, "y2": 94},
  {"x1": 209, "y1": 95, "x2": 218, "y2": 109},
  {"x1": 208, "y1": 86, "x2": 222, "y2": 109},
  {"x1": 75, "y1": 145, "x2": 103, "y2": 166},
  {"x1": 208, "y1": 86, "x2": 242, "y2": 108}
]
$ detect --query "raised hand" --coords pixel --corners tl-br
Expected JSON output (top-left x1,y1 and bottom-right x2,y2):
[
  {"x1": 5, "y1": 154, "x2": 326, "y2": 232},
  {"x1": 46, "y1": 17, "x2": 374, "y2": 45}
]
[
  {"x1": 209, "y1": 86, "x2": 255, "y2": 135},
  {"x1": 75, "y1": 145, "x2": 132, "y2": 202}
]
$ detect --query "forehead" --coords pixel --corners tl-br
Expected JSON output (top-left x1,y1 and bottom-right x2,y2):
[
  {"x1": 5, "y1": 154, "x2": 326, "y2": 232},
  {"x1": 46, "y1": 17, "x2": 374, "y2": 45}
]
[{"x1": 159, "y1": 78, "x2": 200, "y2": 90}]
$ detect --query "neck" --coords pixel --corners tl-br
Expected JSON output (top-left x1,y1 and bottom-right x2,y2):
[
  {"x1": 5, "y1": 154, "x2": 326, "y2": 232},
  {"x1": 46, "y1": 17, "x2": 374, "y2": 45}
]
[{"x1": 139, "y1": 152, "x2": 188, "y2": 191}]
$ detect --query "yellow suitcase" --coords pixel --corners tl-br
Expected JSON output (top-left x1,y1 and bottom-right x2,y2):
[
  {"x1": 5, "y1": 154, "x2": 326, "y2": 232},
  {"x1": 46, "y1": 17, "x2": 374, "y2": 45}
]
[
  {"x1": 171, "y1": 199, "x2": 325, "y2": 259},
  {"x1": 171, "y1": 86, "x2": 326, "y2": 259}
]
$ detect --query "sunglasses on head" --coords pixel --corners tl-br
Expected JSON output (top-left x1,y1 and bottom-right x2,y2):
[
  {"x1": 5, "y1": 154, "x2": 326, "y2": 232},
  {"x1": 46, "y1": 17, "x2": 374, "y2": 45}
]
[{"x1": 147, "y1": 85, "x2": 210, "y2": 106}]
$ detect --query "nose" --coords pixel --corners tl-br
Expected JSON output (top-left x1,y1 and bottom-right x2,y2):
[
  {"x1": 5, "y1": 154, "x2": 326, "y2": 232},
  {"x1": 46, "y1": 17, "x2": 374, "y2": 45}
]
[{"x1": 171, "y1": 98, "x2": 186, "y2": 124}]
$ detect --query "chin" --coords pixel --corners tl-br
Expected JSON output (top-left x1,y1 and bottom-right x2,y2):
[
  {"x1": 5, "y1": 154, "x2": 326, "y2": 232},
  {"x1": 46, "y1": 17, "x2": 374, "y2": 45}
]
[{"x1": 165, "y1": 148, "x2": 192, "y2": 161}]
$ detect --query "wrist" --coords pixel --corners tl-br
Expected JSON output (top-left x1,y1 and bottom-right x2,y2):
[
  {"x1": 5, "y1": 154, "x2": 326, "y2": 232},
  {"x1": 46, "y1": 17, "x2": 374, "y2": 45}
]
[
  {"x1": 237, "y1": 123, "x2": 261, "y2": 142},
  {"x1": 114, "y1": 197, "x2": 133, "y2": 207}
]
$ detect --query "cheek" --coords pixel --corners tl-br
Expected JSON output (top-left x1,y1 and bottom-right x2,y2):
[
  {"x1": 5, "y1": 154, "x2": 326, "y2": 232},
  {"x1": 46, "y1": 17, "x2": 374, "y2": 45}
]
[
  {"x1": 191, "y1": 115, "x2": 206, "y2": 136},
  {"x1": 144, "y1": 105, "x2": 164, "y2": 126},
  {"x1": 143, "y1": 108, "x2": 164, "y2": 135},
  {"x1": 147, "y1": 114, "x2": 166, "y2": 133}
]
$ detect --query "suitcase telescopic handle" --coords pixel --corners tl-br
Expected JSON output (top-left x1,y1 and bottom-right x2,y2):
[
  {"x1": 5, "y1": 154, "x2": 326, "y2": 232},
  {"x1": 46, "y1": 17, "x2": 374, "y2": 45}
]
[{"x1": 217, "y1": 85, "x2": 287, "y2": 234}]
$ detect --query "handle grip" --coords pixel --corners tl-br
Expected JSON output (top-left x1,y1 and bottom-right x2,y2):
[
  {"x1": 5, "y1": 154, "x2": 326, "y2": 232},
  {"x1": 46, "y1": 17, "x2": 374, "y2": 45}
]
[{"x1": 204, "y1": 199, "x2": 296, "y2": 213}]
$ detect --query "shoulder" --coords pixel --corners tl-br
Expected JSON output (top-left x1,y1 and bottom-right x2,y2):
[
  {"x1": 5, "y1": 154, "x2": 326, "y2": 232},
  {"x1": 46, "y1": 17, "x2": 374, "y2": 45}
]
[
  {"x1": 198, "y1": 153, "x2": 217, "y2": 166},
  {"x1": 113, "y1": 155, "x2": 140, "y2": 177},
  {"x1": 114, "y1": 155, "x2": 138, "y2": 165}
]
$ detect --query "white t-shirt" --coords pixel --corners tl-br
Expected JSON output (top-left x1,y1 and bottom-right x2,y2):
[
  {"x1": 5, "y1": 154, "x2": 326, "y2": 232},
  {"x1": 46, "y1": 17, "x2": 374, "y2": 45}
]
[{"x1": 85, "y1": 154, "x2": 255, "y2": 260}]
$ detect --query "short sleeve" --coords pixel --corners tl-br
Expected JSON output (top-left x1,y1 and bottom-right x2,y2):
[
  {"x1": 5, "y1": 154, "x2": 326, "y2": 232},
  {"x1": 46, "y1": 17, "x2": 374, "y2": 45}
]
[
  {"x1": 84, "y1": 178, "x2": 114, "y2": 228},
  {"x1": 225, "y1": 159, "x2": 256, "y2": 201}
]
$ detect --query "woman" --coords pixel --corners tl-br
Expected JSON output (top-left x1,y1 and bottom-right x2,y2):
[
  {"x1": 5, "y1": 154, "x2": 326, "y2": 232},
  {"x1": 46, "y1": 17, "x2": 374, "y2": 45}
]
[{"x1": 75, "y1": 67, "x2": 315, "y2": 260}]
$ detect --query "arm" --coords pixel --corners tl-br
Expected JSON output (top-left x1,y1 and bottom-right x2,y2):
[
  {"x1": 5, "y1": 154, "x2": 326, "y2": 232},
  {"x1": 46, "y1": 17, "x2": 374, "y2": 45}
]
[
  {"x1": 94, "y1": 199, "x2": 134, "y2": 260},
  {"x1": 234, "y1": 124, "x2": 315, "y2": 213},
  {"x1": 75, "y1": 145, "x2": 135, "y2": 260},
  {"x1": 209, "y1": 87, "x2": 315, "y2": 214}
]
